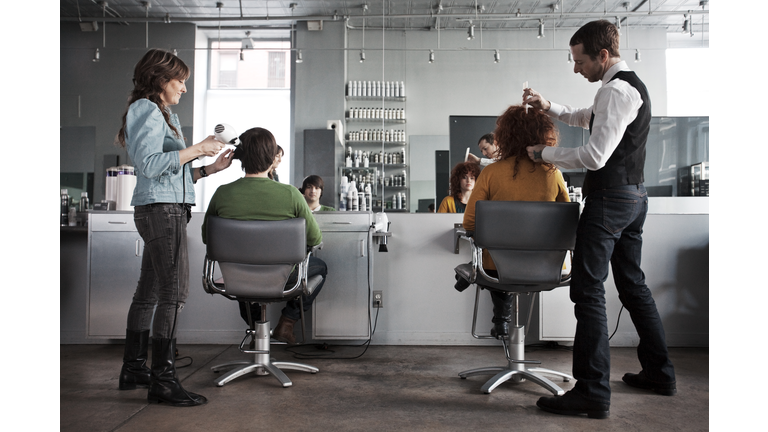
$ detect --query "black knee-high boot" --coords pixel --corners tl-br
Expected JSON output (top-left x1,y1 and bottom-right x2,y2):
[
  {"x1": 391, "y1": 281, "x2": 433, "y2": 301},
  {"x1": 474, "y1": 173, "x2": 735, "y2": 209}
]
[
  {"x1": 119, "y1": 329, "x2": 151, "y2": 390},
  {"x1": 147, "y1": 338, "x2": 207, "y2": 407},
  {"x1": 490, "y1": 291, "x2": 513, "y2": 339}
]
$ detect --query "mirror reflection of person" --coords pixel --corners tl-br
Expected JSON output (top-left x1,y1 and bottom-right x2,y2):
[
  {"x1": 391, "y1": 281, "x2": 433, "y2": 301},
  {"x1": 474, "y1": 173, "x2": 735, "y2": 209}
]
[
  {"x1": 524, "y1": 20, "x2": 675, "y2": 419},
  {"x1": 116, "y1": 48, "x2": 234, "y2": 407},
  {"x1": 268, "y1": 145, "x2": 284, "y2": 182},
  {"x1": 437, "y1": 162, "x2": 481, "y2": 213},
  {"x1": 466, "y1": 133, "x2": 499, "y2": 167},
  {"x1": 201, "y1": 128, "x2": 327, "y2": 345},
  {"x1": 461, "y1": 105, "x2": 569, "y2": 340},
  {"x1": 300, "y1": 175, "x2": 336, "y2": 212}
]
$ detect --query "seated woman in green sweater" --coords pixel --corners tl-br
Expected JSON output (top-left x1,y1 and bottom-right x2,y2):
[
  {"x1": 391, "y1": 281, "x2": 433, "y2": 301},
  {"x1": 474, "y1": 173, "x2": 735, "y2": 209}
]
[
  {"x1": 300, "y1": 175, "x2": 336, "y2": 212},
  {"x1": 202, "y1": 127, "x2": 327, "y2": 344}
]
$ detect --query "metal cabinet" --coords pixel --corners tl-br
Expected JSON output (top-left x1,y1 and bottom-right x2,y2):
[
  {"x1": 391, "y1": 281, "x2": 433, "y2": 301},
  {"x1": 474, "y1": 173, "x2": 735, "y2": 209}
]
[
  {"x1": 86, "y1": 212, "x2": 142, "y2": 338},
  {"x1": 312, "y1": 212, "x2": 373, "y2": 340}
]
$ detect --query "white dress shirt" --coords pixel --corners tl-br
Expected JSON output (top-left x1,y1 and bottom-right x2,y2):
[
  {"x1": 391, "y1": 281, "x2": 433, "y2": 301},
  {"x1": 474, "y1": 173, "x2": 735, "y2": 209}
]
[{"x1": 541, "y1": 61, "x2": 645, "y2": 171}]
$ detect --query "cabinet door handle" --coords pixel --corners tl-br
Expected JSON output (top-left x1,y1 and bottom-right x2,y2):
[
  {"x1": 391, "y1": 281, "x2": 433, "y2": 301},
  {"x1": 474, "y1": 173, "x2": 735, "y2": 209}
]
[
  {"x1": 360, "y1": 239, "x2": 366, "y2": 257},
  {"x1": 109, "y1": 221, "x2": 128, "y2": 224},
  {"x1": 135, "y1": 239, "x2": 142, "y2": 257}
]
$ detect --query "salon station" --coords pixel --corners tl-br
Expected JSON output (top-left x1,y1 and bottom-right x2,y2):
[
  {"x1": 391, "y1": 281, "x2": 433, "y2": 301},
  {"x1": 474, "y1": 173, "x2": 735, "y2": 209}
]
[{"x1": 58, "y1": 1, "x2": 712, "y2": 430}]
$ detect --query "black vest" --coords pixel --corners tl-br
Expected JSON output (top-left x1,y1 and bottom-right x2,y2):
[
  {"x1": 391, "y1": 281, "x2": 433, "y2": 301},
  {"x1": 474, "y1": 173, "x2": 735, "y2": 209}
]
[{"x1": 583, "y1": 70, "x2": 650, "y2": 196}]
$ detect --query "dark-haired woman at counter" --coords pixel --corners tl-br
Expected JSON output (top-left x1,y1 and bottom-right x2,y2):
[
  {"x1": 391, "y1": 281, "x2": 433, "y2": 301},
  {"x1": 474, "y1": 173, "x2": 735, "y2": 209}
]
[
  {"x1": 437, "y1": 161, "x2": 482, "y2": 213},
  {"x1": 462, "y1": 104, "x2": 569, "y2": 338},
  {"x1": 116, "y1": 48, "x2": 234, "y2": 407}
]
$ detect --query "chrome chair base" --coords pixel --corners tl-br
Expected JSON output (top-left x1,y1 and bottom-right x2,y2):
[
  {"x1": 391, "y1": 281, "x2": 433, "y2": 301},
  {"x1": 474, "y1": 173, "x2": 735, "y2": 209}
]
[
  {"x1": 211, "y1": 322, "x2": 318, "y2": 388},
  {"x1": 459, "y1": 323, "x2": 572, "y2": 396},
  {"x1": 459, "y1": 365, "x2": 571, "y2": 396}
]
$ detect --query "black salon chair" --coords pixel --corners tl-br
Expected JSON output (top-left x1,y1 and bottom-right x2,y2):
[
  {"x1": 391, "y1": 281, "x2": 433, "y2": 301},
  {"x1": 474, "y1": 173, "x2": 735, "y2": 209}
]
[
  {"x1": 202, "y1": 216, "x2": 321, "y2": 388},
  {"x1": 454, "y1": 200, "x2": 579, "y2": 396}
]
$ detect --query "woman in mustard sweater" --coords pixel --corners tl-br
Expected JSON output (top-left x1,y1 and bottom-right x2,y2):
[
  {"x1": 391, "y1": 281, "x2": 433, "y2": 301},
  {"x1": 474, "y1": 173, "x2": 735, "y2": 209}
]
[
  {"x1": 437, "y1": 161, "x2": 482, "y2": 213},
  {"x1": 462, "y1": 105, "x2": 569, "y2": 338}
]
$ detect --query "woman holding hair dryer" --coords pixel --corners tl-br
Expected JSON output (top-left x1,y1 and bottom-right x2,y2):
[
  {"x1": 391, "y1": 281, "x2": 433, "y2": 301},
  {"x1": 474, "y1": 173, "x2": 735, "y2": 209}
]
[{"x1": 116, "y1": 48, "x2": 234, "y2": 407}]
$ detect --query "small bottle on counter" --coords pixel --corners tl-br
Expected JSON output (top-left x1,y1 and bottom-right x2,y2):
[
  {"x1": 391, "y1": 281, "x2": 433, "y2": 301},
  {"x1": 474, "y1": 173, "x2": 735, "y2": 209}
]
[
  {"x1": 79, "y1": 192, "x2": 90, "y2": 212},
  {"x1": 68, "y1": 206, "x2": 78, "y2": 227},
  {"x1": 61, "y1": 189, "x2": 70, "y2": 226}
]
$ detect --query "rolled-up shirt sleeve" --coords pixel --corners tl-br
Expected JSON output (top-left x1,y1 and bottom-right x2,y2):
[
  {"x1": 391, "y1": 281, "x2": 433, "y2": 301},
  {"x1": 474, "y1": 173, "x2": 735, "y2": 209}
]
[
  {"x1": 126, "y1": 100, "x2": 182, "y2": 180},
  {"x1": 542, "y1": 82, "x2": 642, "y2": 171}
]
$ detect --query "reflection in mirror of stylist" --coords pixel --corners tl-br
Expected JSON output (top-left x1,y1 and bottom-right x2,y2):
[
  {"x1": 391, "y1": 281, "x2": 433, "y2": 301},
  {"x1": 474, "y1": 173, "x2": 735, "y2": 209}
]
[
  {"x1": 466, "y1": 133, "x2": 499, "y2": 168},
  {"x1": 437, "y1": 162, "x2": 481, "y2": 213},
  {"x1": 116, "y1": 48, "x2": 234, "y2": 408},
  {"x1": 300, "y1": 175, "x2": 336, "y2": 212},
  {"x1": 269, "y1": 145, "x2": 284, "y2": 182}
]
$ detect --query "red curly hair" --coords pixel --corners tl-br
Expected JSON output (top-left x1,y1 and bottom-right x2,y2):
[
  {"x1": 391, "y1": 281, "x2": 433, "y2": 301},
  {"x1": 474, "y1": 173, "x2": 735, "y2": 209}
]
[
  {"x1": 494, "y1": 105, "x2": 559, "y2": 179},
  {"x1": 449, "y1": 161, "x2": 482, "y2": 200}
]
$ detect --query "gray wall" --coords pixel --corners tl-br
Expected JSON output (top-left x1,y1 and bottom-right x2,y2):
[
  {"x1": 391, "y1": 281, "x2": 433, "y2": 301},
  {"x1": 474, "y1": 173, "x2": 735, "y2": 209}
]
[
  {"x1": 292, "y1": 22, "x2": 668, "y2": 185},
  {"x1": 60, "y1": 22, "x2": 197, "y2": 203}
]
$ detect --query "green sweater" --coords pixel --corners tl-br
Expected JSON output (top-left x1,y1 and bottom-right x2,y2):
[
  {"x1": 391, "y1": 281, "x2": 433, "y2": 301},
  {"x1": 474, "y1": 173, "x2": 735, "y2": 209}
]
[{"x1": 201, "y1": 177, "x2": 322, "y2": 246}]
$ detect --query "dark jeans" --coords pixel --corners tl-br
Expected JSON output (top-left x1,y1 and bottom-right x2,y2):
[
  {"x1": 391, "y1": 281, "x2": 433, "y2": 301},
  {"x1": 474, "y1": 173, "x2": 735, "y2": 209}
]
[
  {"x1": 238, "y1": 256, "x2": 328, "y2": 324},
  {"x1": 570, "y1": 184, "x2": 675, "y2": 404},
  {"x1": 126, "y1": 204, "x2": 189, "y2": 340}
]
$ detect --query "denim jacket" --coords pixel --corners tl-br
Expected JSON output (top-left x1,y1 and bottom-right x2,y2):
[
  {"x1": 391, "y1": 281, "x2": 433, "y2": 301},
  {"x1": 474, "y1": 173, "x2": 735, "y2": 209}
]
[{"x1": 125, "y1": 99, "x2": 195, "y2": 206}]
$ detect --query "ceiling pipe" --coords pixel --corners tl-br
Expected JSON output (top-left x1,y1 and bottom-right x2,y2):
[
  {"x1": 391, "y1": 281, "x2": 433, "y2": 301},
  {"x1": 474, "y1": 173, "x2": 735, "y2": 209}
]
[{"x1": 61, "y1": 9, "x2": 708, "y2": 25}]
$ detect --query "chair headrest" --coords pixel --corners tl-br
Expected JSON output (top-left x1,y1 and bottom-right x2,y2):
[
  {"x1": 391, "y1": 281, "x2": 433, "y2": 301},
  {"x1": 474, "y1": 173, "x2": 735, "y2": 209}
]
[
  {"x1": 206, "y1": 217, "x2": 306, "y2": 265},
  {"x1": 474, "y1": 201, "x2": 579, "y2": 251}
]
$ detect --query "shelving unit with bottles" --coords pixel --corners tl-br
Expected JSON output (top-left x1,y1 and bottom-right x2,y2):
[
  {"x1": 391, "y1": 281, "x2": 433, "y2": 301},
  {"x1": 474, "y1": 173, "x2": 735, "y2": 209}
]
[{"x1": 343, "y1": 80, "x2": 409, "y2": 212}]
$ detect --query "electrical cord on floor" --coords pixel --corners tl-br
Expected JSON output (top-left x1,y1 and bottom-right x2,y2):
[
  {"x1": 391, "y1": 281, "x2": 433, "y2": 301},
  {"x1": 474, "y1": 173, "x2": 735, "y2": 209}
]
[
  {"x1": 608, "y1": 305, "x2": 625, "y2": 341},
  {"x1": 286, "y1": 307, "x2": 380, "y2": 360}
]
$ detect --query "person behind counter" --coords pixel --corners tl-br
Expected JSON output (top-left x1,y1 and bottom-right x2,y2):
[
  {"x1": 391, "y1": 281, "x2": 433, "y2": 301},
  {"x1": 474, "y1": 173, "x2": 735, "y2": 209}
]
[
  {"x1": 437, "y1": 161, "x2": 481, "y2": 214},
  {"x1": 300, "y1": 175, "x2": 336, "y2": 212},
  {"x1": 269, "y1": 145, "x2": 284, "y2": 182},
  {"x1": 202, "y1": 127, "x2": 328, "y2": 345},
  {"x1": 460, "y1": 104, "x2": 569, "y2": 339},
  {"x1": 116, "y1": 48, "x2": 234, "y2": 407},
  {"x1": 466, "y1": 133, "x2": 499, "y2": 168},
  {"x1": 523, "y1": 20, "x2": 675, "y2": 419}
]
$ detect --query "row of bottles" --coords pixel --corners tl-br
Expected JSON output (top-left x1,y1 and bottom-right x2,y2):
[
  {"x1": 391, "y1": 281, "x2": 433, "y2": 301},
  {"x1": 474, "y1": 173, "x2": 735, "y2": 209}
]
[
  {"x1": 338, "y1": 178, "x2": 408, "y2": 211},
  {"x1": 348, "y1": 129, "x2": 406, "y2": 142},
  {"x1": 61, "y1": 189, "x2": 89, "y2": 226},
  {"x1": 347, "y1": 80, "x2": 405, "y2": 98},
  {"x1": 348, "y1": 107, "x2": 405, "y2": 120},
  {"x1": 346, "y1": 147, "x2": 406, "y2": 167}
]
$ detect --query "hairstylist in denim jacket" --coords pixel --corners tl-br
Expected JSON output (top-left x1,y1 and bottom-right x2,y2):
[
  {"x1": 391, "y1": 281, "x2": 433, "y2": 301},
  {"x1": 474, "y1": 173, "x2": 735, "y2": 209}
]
[{"x1": 115, "y1": 49, "x2": 234, "y2": 407}]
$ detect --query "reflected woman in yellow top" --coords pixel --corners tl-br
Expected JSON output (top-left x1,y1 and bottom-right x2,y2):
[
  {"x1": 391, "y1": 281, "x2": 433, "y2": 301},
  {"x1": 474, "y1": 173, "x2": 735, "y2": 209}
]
[{"x1": 437, "y1": 161, "x2": 482, "y2": 213}]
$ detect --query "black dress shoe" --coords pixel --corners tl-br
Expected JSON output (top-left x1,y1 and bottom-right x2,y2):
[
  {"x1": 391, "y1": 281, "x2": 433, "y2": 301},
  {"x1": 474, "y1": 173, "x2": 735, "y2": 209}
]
[
  {"x1": 622, "y1": 371, "x2": 677, "y2": 396},
  {"x1": 537, "y1": 390, "x2": 610, "y2": 419},
  {"x1": 454, "y1": 274, "x2": 471, "y2": 292}
]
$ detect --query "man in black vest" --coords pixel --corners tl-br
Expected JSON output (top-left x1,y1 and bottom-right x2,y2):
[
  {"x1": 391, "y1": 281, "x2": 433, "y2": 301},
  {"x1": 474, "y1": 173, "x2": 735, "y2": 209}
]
[{"x1": 523, "y1": 20, "x2": 676, "y2": 419}]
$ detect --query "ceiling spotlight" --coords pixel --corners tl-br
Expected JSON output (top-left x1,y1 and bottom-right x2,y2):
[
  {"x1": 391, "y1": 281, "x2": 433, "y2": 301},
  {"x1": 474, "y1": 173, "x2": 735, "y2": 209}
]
[
  {"x1": 92, "y1": 48, "x2": 100, "y2": 63},
  {"x1": 240, "y1": 49, "x2": 244, "y2": 61},
  {"x1": 296, "y1": 50, "x2": 304, "y2": 63},
  {"x1": 467, "y1": 23, "x2": 475, "y2": 40},
  {"x1": 537, "y1": 20, "x2": 545, "y2": 38},
  {"x1": 567, "y1": 51, "x2": 573, "y2": 63},
  {"x1": 494, "y1": 50, "x2": 500, "y2": 64},
  {"x1": 172, "y1": 49, "x2": 178, "y2": 56},
  {"x1": 634, "y1": 49, "x2": 641, "y2": 62},
  {"x1": 429, "y1": 50, "x2": 435, "y2": 64},
  {"x1": 360, "y1": 49, "x2": 366, "y2": 63},
  {"x1": 615, "y1": 16, "x2": 622, "y2": 34}
]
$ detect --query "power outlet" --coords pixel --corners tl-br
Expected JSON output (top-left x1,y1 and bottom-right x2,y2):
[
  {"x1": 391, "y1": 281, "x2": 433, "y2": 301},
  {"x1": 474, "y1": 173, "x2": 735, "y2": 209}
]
[{"x1": 372, "y1": 291, "x2": 383, "y2": 308}]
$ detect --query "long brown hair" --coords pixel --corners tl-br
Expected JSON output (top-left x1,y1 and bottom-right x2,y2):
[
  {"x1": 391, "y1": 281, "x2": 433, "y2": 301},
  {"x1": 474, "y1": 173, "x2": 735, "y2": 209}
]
[
  {"x1": 117, "y1": 49, "x2": 190, "y2": 148},
  {"x1": 449, "y1": 161, "x2": 481, "y2": 201},
  {"x1": 494, "y1": 105, "x2": 558, "y2": 179}
]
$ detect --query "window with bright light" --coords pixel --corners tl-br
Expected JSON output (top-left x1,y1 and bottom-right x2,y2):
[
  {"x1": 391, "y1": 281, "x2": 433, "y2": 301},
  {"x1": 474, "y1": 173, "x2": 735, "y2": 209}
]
[
  {"x1": 210, "y1": 40, "x2": 291, "y2": 89},
  {"x1": 196, "y1": 39, "x2": 292, "y2": 211},
  {"x1": 666, "y1": 48, "x2": 710, "y2": 116}
]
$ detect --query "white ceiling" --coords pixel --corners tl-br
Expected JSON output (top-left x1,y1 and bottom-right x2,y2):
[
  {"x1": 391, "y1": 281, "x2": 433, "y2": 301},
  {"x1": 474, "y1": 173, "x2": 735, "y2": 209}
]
[{"x1": 61, "y1": 0, "x2": 709, "y2": 41}]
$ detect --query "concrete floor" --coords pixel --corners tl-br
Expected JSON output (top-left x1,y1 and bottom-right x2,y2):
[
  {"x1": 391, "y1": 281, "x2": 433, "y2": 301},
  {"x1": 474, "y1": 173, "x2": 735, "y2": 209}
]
[{"x1": 60, "y1": 343, "x2": 708, "y2": 431}]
